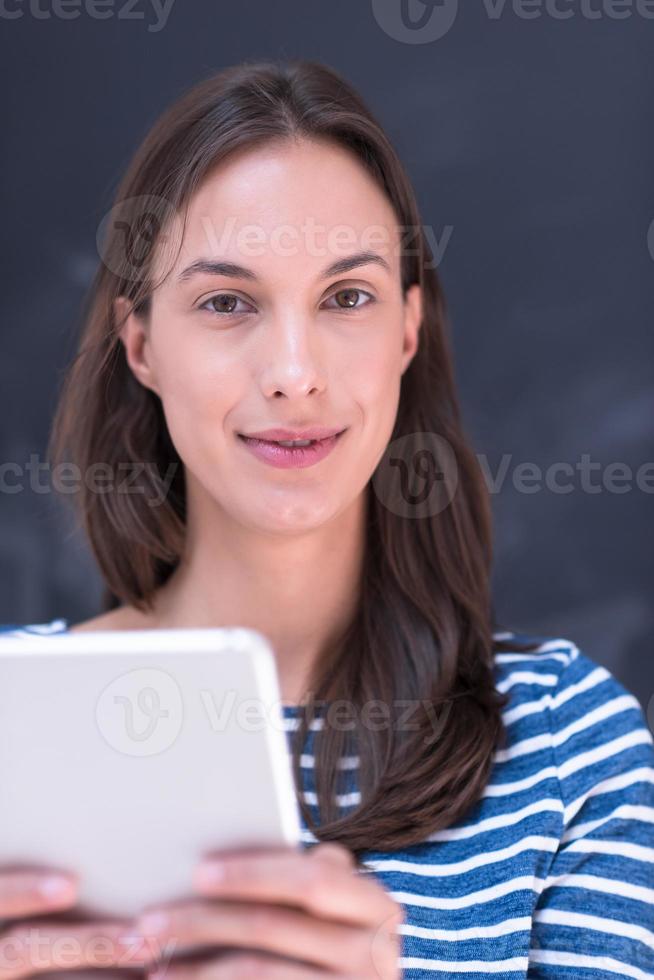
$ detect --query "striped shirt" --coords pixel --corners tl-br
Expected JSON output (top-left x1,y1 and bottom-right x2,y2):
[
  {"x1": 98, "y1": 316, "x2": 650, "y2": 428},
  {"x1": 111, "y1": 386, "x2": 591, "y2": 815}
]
[{"x1": 2, "y1": 619, "x2": 653, "y2": 978}]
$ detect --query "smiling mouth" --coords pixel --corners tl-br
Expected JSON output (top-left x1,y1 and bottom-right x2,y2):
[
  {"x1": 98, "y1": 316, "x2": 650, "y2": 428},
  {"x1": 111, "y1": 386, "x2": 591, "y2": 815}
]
[
  {"x1": 236, "y1": 429, "x2": 347, "y2": 467},
  {"x1": 237, "y1": 430, "x2": 346, "y2": 447},
  {"x1": 239, "y1": 436, "x2": 329, "y2": 447}
]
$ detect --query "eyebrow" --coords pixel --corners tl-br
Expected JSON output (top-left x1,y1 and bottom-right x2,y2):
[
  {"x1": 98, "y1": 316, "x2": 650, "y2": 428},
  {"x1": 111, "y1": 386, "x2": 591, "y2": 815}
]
[{"x1": 176, "y1": 250, "x2": 392, "y2": 284}]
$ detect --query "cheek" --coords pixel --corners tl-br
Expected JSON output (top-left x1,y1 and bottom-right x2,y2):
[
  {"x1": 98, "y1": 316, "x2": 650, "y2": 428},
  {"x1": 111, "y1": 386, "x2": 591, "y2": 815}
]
[
  {"x1": 155, "y1": 345, "x2": 243, "y2": 450},
  {"x1": 343, "y1": 336, "x2": 403, "y2": 429},
  {"x1": 351, "y1": 346, "x2": 398, "y2": 392}
]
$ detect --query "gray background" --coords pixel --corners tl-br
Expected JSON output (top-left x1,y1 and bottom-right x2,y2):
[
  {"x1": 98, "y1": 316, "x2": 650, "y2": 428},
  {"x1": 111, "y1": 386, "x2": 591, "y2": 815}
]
[{"x1": 1, "y1": 1, "x2": 652, "y2": 710}]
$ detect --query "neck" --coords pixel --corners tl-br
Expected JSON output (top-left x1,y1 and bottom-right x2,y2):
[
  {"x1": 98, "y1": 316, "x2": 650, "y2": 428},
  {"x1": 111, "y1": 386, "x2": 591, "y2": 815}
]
[{"x1": 149, "y1": 482, "x2": 367, "y2": 705}]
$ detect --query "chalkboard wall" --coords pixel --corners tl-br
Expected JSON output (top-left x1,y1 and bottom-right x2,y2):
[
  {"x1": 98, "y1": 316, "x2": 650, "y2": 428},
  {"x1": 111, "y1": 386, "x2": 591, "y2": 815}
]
[{"x1": 1, "y1": 1, "x2": 652, "y2": 713}]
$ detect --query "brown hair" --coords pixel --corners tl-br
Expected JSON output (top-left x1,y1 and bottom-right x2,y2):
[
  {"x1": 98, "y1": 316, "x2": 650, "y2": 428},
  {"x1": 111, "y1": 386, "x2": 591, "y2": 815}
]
[{"x1": 49, "y1": 58, "x2": 541, "y2": 856}]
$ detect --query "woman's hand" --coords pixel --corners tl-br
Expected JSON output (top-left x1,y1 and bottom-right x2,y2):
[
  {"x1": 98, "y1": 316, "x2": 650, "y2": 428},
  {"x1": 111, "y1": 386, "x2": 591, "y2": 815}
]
[
  {"x1": 0, "y1": 866, "x2": 139, "y2": 979},
  {"x1": 123, "y1": 843, "x2": 404, "y2": 979}
]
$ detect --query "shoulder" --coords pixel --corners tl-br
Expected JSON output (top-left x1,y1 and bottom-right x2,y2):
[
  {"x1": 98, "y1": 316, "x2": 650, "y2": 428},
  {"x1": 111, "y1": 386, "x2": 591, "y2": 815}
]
[
  {"x1": 0, "y1": 618, "x2": 68, "y2": 637},
  {"x1": 493, "y1": 630, "x2": 644, "y2": 713},
  {"x1": 493, "y1": 630, "x2": 648, "y2": 723},
  {"x1": 0, "y1": 607, "x2": 154, "y2": 636},
  {"x1": 67, "y1": 607, "x2": 151, "y2": 632},
  {"x1": 493, "y1": 632, "x2": 654, "y2": 815},
  {"x1": 493, "y1": 630, "x2": 583, "y2": 683}
]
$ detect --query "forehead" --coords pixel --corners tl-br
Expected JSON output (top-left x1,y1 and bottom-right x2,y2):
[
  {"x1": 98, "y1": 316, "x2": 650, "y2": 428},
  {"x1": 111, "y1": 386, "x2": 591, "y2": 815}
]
[{"x1": 154, "y1": 139, "x2": 403, "y2": 283}]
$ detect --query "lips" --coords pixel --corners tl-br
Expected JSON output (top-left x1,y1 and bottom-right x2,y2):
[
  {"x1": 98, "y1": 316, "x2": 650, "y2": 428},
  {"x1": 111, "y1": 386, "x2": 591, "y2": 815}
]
[
  {"x1": 237, "y1": 429, "x2": 346, "y2": 469},
  {"x1": 238, "y1": 426, "x2": 346, "y2": 443},
  {"x1": 240, "y1": 436, "x2": 318, "y2": 447}
]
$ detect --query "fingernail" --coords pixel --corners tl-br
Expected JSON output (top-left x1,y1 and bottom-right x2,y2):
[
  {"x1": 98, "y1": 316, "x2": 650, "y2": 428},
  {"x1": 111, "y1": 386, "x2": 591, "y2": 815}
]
[
  {"x1": 37, "y1": 875, "x2": 73, "y2": 899},
  {"x1": 116, "y1": 933, "x2": 147, "y2": 953},
  {"x1": 137, "y1": 910, "x2": 170, "y2": 936},
  {"x1": 196, "y1": 862, "x2": 225, "y2": 886}
]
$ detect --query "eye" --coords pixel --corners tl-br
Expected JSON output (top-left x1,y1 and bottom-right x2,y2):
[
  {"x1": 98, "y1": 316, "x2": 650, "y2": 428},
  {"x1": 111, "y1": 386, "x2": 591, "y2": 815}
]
[
  {"x1": 198, "y1": 287, "x2": 376, "y2": 320},
  {"x1": 322, "y1": 288, "x2": 375, "y2": 312},
  {"x1": 199, "y1": 293, "x2": 255, "y2": 317}
]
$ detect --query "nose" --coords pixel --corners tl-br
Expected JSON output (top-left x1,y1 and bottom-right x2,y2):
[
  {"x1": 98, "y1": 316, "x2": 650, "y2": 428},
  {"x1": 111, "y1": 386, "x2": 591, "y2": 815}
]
[{"x1": 258, "y1": 313, "x2": 327, "y2": 400}]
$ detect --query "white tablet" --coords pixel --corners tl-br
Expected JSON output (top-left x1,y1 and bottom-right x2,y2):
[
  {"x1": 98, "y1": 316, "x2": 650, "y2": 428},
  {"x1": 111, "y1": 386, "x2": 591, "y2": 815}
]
[{"x1": 0, "y1": 627, "x2": 302, "y2": 918}]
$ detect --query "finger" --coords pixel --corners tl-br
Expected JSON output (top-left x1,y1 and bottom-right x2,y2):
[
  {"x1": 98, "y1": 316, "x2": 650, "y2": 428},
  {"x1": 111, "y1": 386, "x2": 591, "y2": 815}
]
[
  {"x1": 0, "y1": 919, "x2": 144, "y2": 980},
  {"x1": 146, "y1": 950, "x2": 354, "y2": 980},
  {"x1": 199, "y1": 843, "x2": 355, "y2": 871},
  {"x1": 306, "y1": 843, "x2": 357, "y2": 869},
  {"x1": 0, "y1": 871, "x2": 79, "y2": 918},
  {"x1": 192, "y1": 846, "x2": 399, "y2": 929},
  {"x1": 131, "y1": 898, "x2": 384, "y2": 975}
]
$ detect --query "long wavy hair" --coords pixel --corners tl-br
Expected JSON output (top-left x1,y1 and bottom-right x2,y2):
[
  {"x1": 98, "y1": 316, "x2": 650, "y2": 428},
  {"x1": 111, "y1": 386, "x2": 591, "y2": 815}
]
[{"x1": 49, "y1": 58, "x2": 540, "y2": 856}]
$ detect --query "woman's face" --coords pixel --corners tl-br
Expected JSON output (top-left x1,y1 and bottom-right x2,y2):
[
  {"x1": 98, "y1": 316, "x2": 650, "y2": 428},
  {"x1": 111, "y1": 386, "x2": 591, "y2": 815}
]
[{"x1": 118, "y1": 138, "x2": 422, "y2": 534}]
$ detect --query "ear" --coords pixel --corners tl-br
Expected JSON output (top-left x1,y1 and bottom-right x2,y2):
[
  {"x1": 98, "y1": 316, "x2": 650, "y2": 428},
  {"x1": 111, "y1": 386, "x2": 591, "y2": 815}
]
[
  {"x1": 400, "y1": 283, "x2": 423, "y2": 374},
  {"x1": 114, "y1": 295, "x2": 160, "y2": 396}
]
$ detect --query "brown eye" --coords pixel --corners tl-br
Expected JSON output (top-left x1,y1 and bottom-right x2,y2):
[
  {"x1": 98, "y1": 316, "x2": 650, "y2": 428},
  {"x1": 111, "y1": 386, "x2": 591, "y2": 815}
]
[
  {"x1": 324, "y1": 288, "x2": 375, "y2": 311},
  {"x1": 200, "y1": 293, "x2": 254, "y2": 317},
  {"x1": 209, "y1": 294, "x2": 238, "y2": 314},
  {"x1": 335, "y1": 288, "x2": 359, "y2": 308}
]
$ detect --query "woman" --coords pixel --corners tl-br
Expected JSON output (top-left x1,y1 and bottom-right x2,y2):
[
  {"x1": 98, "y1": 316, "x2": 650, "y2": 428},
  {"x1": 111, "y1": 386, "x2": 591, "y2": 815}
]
[{"x1": 2, "y1": 60, "x2": 653, "y2": 979}]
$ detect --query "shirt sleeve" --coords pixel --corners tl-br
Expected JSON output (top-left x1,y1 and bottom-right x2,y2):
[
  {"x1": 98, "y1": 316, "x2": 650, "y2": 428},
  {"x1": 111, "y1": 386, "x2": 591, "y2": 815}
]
[{"x1": 527, "y1": 646, "x2": 654, "y2": 978}]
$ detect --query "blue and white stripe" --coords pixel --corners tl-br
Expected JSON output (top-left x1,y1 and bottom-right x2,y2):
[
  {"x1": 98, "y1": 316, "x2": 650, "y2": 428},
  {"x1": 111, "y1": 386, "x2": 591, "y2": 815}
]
[{"x1": 2, "y1": 620, "x2": 653, "y2": 977}]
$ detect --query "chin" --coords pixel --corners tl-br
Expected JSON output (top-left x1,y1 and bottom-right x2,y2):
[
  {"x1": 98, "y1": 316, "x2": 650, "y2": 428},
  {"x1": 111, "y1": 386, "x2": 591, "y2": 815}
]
[{"x1": 244, "y1": 492, "x2": 339, "y2": 533}]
